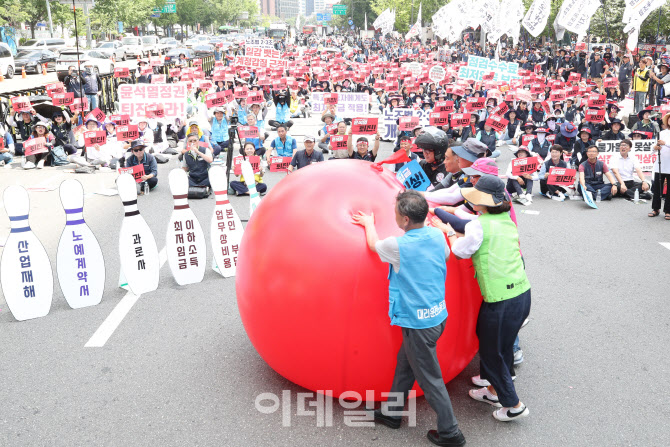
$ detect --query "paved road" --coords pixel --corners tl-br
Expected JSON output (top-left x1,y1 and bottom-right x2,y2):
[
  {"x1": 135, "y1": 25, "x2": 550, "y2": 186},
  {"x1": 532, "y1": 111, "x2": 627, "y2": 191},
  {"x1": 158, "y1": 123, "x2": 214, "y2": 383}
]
[{"x1": 0, "y1": 111, "x2": 669, "y2": 447}]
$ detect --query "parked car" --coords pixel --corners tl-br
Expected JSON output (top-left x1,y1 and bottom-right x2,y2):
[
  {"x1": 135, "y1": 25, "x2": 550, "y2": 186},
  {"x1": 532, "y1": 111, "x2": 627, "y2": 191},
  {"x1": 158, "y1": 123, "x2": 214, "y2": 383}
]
[
  {"x1": 141, "y1": 36, "x2": 161, "y2": 56},
  {"x1": 193, "y1": 44, "x2": 214, "y2": 58},
  {"x1": 183, "y1": 38, "x2": 200, "y2": 48},
  {"x1": 0, "y1": 43, "x2": 15, "y2": 78},
  {"x1": 13, "y1": 49, "x2": 58, "y2": 74},
  {"x1": 122, "y1": 36, "x2": 145, "y2": 58},
  {"x1": 96, "y1": 41, "x2": 126, "y2": 61},
  {"x1": 18, "y1": 38, "x2": 67, "y2": 54},
  {"x1": 159, "y1": 37, "x2": 179, "y2": 54},
  {"x1": 163, "y1": 48, "x2": 195, "y2": 65},
  {"x1": 56, "y1": 50, "x2": 115, "y2": 81}
]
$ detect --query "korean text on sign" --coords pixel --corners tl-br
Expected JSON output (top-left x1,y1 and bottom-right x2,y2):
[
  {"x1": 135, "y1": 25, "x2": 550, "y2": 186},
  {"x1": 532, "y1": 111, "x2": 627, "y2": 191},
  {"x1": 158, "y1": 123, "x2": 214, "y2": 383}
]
[{"x1": 118, "y1": 83, "x2": 188, "y2": 120}]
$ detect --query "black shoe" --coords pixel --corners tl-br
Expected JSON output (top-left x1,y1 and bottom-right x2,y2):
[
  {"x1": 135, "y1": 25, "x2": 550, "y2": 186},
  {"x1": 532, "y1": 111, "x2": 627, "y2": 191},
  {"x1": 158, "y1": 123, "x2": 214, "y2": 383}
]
[
  {"x1": 373, "y1": 409, "x2": 401, "y2": 429},
  {"x1": 427, "y1": 429, "x2": 466, "y2": 447}
]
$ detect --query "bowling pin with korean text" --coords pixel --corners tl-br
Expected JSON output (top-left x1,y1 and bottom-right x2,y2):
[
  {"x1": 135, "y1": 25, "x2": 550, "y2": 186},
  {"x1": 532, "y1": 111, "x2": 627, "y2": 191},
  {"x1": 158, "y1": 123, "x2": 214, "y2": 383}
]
[
  {"x1": 208, "y1": 166, "x2": 243, "y2": 277},
  {"x1": 1, "y1": 185, "x2": 53, "y2": 321},
  {"x1": 57, "y1": 179, "x2": 105, "y2": 308},
  {"x1": 241, "y1": 160, "x2": 261, "y2": 217}
]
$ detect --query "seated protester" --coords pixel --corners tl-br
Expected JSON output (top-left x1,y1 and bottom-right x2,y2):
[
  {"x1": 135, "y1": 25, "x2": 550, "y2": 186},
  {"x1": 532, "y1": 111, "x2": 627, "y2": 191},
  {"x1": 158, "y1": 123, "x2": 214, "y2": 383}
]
[
  {"x1": 393, "y1": 135, "x2": 419, "y2": 172},
  {"x1": 578, "y1": 145, "x2": 618, "y2": 200},
  {"x1": 268, "y1": 91, "x2": 294, "y2": 130},
  {"x1": 269, "y1": 124, "x2": 297, "y2": 159},
  {"x1": 530, "y1": 100, "x2": 545, "y2": 125},
  {"x1": 232, "y1": 98, "x2": 248, "y2": 125},
  {"x1": 459, "y1": 113, "x2": 480, "y2": 142},
  {"x1": 516, "y1": 121, "x2": 537, "y2": 146},
  {"x1": 475, "y1": 122, "x2": 501, "y2": 158},
  {"x1": 571, "y1": 128, "x2": 593, "y2": 166},
  {"x1": 137, "y1": 116, "x2": 155, "y2": 150},
  {"x1": 7, "y1": 109, "x2": 46, "y2": 156},
  {"x1": 248, "y1": 103, "x2": 269, "y2": 141},
  {"x1": 328, "y1": 121, "x2": 350, "y2": 160},
  {"x1": 126, "y1": 139, "x2": 158, "y2": 194},
  {"x1": 230, "y1": 142, "x2": 267, "y2": 196},
  {"x1": 579, "y1": 114, "x2": 604, "y2": 141},
  {"x1": 242, "y1": 113, "x2": 266, "y2": 158},
  {"x1": 601, "y1": 118, "x2": 626, "y2": 140},
  {"x1": 181, "y1": 132, "x2": 214, "y2": 188},
  {"x1": 631, "y1": 130, "x2": 650, "y2": 140},
  {"x1": 206, "y1": 106, "x2": 230, "y2": 157},
  {"x1": 165, "y1": 117, "x2": 187, "y2": 148},
  {"x1": 544, "y1": 115, "x2": 560, "y2": 135},
  {"x1": 148, "y1": 117, "x2": 170, "y2": 154},
  {"x1": 23, "y1": 121, "x2": 55, "y2": 169},
  {"x1": 515, "y1": 101, "x2": 529, "y2": 123},
  {"x1": 529, "y1": 127, "x2": 552, "y2": 160},
  {"x1": 288, "y1": 135, "x2": 324, "y2": 172},
  {"x1": 501, "y1": 110, "x2": 522, "y2": 146},
  {"x1": 610, "y1": 139, "x2": 652, "y2": 200},
  {"x1": 506, "y1": 147, "x2": 538, "y2": 205},
  {"x1": 318, "y1": 111, "x2": 339, "y2": 154},
  {"x1": 103, "y1": 121, "x2": 127, "y2": 167},
  {"x1": 77, "y1": 118, "x2": 114, "y2": 166},
  {"x1": 557, "y1": 121, "x2": 578, "y2": 155},
  {"x1": 347, "y1": 126, "x2": 380, "y2": 162},
  {"x1": 564, "y1": 99, "x2": 578, "y2": 122},
  {"x1": 0, "y1": 124, "x2": 15, "y2": 168},
  {"x1": 51, "y1": 110, "x2": 78, "y2": 156},
  {"x1": 632, "y1": 108, "x2": 660, "y2": 139},
  {"x1": 439, "y1": 120, "x2": 456, "y2": 141},
  {"x1": 538, "y1": 145, "x2": 570, "y2": 200},
  {"x1": 289, "y1": 90, "x2": 307, "y2": 118}
]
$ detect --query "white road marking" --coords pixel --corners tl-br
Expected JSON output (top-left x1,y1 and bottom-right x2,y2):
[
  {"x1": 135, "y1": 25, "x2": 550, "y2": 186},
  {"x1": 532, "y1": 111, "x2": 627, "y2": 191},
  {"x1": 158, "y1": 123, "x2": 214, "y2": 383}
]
[
  {"x1": 85, "y1": 247, "x2": 167, "y2": 348},
  {"x1": 660, "y1": 243, "x2": 670, "y2": 251}
]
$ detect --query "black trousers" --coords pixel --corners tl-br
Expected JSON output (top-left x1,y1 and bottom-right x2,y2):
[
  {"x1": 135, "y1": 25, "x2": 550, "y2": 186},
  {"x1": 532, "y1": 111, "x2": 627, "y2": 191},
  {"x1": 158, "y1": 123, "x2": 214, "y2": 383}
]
[
  {"x1": 613, "y1": 180, "x2": 651, "y2": 200},
  {"x1": 267, "y1": 119, "x2": 294, "y2": 129},
  {"x1": 619, "y1": 82, "x2": 630, "y2": 101},
  {"x1": 539, "y1": 179, "x2": 566, "y2": 196},
  {"x1": 651, "y1": 173, "x2": 670, "y2": 213}
]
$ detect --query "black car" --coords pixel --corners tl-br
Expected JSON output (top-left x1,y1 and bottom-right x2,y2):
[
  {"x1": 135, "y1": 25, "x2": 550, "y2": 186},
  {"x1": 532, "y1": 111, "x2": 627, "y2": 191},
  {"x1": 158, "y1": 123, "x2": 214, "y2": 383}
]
[
  {"x1": 193, "y1": 45, "x2": 214, "y2": 58},
  {"x1": 14, "y1": 49, "x2": 57, "y2": 74}
]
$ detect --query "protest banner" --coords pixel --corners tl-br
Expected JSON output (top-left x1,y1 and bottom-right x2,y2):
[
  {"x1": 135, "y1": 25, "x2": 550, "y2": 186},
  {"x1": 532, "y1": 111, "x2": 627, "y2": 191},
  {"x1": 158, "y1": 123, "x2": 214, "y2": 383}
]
[
  {"x1": 399, "y1": 116, "x2": 420, "y2": 131},
  {"x1": 585, "y1": 109, "x2": 606, "y2": 123},
  {"x1": 233, "y1": 155, "x2": 261, "y2": 176},
  {"x1": 429, "y1": 112, "x2": 450, "y2": 126},
  {"x1": 434, "y1": 100, "x2": 454, "y2": 113},
  {"x1": 330, "y1": 135, "x2": 349, "y2": 150},
  {"x1": 547, "y1": 167, "x2": 577, "y2": 186},
  {"x1": 312, "y1": 92, "x2": 368, "y2": 117},
  {"x1": 515, "y1": 89, "x2": 532, "y2": 102},
  {"x1": 549, "y1": 90, "x2": 566, "y2": 101},
  {"x1": 205, "y1": 91, "x2": 232, "y2": 108},
  {"x1": 457, "y1": 56, "x2": 521, "y2": 82},
  {"x1": 117, "y1": 125, "x2": 139, "y2": 141},
  {"x1": 118, "y1": 164, "x2": 145, "y2": 183},
  {"x1": 511, "y1": 157, "x2": 540, "y2": 175},
  {"x1": 114, "y1": 67, "x2": 130, "y2": 78},
  {"x1": 23, "y1": 137, "x2": 47, "y2": 156},
  {"x1": 238, "y1": 126, "x2": 259, "y2": 139},
  {"x1": 351, "y1": 117, "x2": 378, "y2": 135},
  {"x1": 169, "y1": 68, "x2": 181, "y2": 78},
  {"x1": 234, "y1": 49, "x2": 288, "y2": 70},
  {"x1": 451, "y1": 113, "x2": 471, "y2": 127},
  {"x1": 84, "y1": 131, "x2": 107, "y2": 146},
  {"x1": 11, "y1": 96, "x2": 31, "y2": 113},
  {"x1": 485, "y1": 115, "x2": 509, "y2": 132},
  {"x1": 596, "y1": 139, "x2": 657, "y2": 171},
  {"x1": 246, "y1": 38, "x2": 276, "y2": 49},
  {"x1": 118, "y1": 83, "x2": 187, "y2": 120},
  {"x1": 396, "y1": 160, "x2": 431, "y2": 191},
  {"x1": 522, "y1": 0, "x2": 551, "y2": 37},
  {"x1": 270, "y1": 156, "x2": 292, "y2": 172},
  {"x1": 51, "y1": 93, "x2": 74, "y2": 107},
  {"x1": 380, "y1": 108, "x2": 431, "y2": 140}
]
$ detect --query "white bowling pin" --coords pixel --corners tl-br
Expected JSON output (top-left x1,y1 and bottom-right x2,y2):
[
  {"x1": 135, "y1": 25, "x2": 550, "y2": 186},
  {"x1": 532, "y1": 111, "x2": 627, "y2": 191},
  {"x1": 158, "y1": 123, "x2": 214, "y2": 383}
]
[
  {"x1": 241, "y1": 160, "x2": 261, "y2": 217},
  {"x1": 208, "y1": 166, "x2": 244, "y2": 277},
  {"x1": 57, "y1": 179, "x2": 106, "y2": 309},
  {"x1": 116, "y1": 173, "x2": 160, "y2": 295},
  {"x1": 0, "y1": 185, "x2": 53, "y2": 321},
  {"x1": 165, "y1": 169, "x2": 206, "y2": 285}
]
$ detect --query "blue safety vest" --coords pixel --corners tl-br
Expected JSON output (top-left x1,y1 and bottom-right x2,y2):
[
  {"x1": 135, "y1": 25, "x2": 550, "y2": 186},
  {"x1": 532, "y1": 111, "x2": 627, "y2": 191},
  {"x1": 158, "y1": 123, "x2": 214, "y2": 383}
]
[
  {"x1": 273, "y1": 135, "x2": 295, "y2": 157},
  {"x1": 388, "y1": 227, "x2": 447, "y2": 329},
  {"x1": 211, "y1": 117, "x2": 229, "y2": 143}
]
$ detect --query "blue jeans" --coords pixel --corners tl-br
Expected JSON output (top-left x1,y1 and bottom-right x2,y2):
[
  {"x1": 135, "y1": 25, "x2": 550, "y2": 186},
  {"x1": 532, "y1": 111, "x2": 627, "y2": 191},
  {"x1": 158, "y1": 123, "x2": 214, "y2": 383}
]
[
  {"x1": 583, "y1": 182, "x2": 612, "y2": 200},
  {"x1": 507, "y1": 178, "x2": 534, "y2": 196},
  {"x1": 0, "y1": 152, "x2": 13, "y2": 164},
  {"x1": 633, "y1": 91, "x2": 646, "y2": 114},
  {"x1": 86, "y1": 94, "x2": 98, "y2": 111}
]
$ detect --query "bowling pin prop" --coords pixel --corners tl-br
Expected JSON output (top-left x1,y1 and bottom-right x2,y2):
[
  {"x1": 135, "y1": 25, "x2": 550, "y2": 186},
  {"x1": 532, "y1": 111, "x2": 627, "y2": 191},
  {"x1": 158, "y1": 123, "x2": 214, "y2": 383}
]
[
  {"x1": 165, "y1": 169, "x2": 206, "y2": 285},
  {"x1": 241, "y1": 160, "x2": 261, "y2": 217},
  {"x1": 208, "y1": 166, "x2": 244, "y2": 277},
  {"x1": 57, "y1": 179, "x2": 106, "y2": 309},
  {"x1": 116, "y1": 173, "x2": 160, "y2": 295},
  {"x1": 0, "y1": 186, "x2": 53, "y2": 321}
]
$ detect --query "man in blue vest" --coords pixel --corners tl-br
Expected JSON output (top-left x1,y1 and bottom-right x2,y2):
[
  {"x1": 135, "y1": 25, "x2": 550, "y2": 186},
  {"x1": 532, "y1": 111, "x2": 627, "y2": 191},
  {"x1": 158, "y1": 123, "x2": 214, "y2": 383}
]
[
  {"x1": 352, "y1": 191, "x2": 465, "y2": 447},
  {"x1": 579, "y1": 145, "x2": 618, "y2": 200},
  {"x1": 268, "y1": 125, "x2": 296, "y2": 159}
]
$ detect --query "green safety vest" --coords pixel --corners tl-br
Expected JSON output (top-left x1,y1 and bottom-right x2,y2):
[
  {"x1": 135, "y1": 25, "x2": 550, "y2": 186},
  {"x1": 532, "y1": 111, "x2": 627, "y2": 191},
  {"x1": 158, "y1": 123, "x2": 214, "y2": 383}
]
[{"x1": 471, "y1": 213, "x2": 530, "y2": 303}]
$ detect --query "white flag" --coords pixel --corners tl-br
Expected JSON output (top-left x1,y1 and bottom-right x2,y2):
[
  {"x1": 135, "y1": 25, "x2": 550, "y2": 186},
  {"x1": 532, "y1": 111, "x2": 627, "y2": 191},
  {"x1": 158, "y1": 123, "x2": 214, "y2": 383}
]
[
  {"x1": 622, "y1": 0, "x2": 665, "y2": 52},
  {"x1": 555, "y1": 0, "x2": 601, "y2": 39},
  {"x1": 522, "y1": 0, "x2": 551, "y2": 37},
  {"x1": 405, "y1": 2, "x2": 422, "y2": 40}
]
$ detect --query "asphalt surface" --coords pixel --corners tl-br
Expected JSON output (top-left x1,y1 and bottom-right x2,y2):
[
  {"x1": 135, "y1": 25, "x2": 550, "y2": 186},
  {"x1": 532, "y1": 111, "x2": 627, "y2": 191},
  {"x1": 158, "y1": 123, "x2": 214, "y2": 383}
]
[{"x1": 1, "y1": 106, "x2": 670, "y2": 447}]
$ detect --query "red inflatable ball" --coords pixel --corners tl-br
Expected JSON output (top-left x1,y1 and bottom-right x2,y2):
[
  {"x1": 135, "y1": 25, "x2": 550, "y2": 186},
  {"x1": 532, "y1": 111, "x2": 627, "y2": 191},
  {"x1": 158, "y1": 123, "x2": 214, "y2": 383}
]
[{"x1": 236, "y1": 159, "x2": 482, "y2": 400}]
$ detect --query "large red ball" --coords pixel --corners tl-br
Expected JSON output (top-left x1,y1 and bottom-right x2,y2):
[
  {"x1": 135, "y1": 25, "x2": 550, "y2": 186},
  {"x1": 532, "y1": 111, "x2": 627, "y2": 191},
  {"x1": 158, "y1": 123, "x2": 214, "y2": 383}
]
[{"x1": 236, "y1": 160, "x2": 482, "y2": 400}]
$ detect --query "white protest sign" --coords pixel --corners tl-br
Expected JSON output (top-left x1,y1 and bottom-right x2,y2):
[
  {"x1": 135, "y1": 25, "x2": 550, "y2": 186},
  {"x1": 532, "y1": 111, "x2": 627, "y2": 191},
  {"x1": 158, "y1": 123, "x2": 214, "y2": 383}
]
[
  {"x1": 408, "y1": 62, "x2": 422, "y2": 78},
  {"x1": 312, "y1": 92, "x2": 369, "y2": 117},
  {"x1": 118, "y1": 83, "x2": 187, "y2": 120},
  {"x1": 523, "y1": 0, "x2": 552, "y2": 37},
  {"x1": 429, "y1": 65, "x2": 446, "y2": 83},
  {"x1": 596, "y1": 139, "x2": 658, "y2": 172},
  {"x1": 381, "y1": 107, "x2": 431, "y2": 140}
]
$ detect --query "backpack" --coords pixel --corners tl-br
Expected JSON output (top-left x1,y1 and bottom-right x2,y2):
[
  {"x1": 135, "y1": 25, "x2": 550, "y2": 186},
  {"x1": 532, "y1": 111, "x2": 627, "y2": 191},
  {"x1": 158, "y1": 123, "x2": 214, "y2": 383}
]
[{"x1": 51, "y1": 145, "x2": 69, "y2": 166}]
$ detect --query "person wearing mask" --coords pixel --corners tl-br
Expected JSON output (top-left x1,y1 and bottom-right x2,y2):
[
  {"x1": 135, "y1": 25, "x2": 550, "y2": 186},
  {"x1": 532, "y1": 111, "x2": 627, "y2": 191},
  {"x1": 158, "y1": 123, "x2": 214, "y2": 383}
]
[
  {"x1": 506, "y1": 146, "x2": 538, "y2": 205},
  {"x1": 7, "y1": 109, "x2": 46, "y2": 156},
  {"x1": 538, "y1": 145, "x2": 569, "y2": 200},
  {"x1": 578, "y1": 145, "x2": 618, "y2": 200},
  {"x1": 81, "y1": 63, "x2": 101, "y2": 111},
  {"x1": 50, "y1": 110, "x2": 78, "y2": 156},
  {"x1": 352, "y1": 191, "x2": 466, "y2": 446},
  {"x1": 632, "y1": 58, "x2": 650, "y2": 114},
  {"x1": 528, "y1": 127, "x2": 551, "y2": 160},
  {"x1": 24, "y1": 121, "x2": 55, "y2": 169},
  {"x1": 126, "y1": 139, "x2": 158, "y2": 194},
  {"x1": 181, "y1": 132, "x2": 214, "y2": 190},
  {"x1": 64, "y1": 66, "x2": 83, "y2": 98},
  {"x1": 571, "y1": 128, "x2": 593, "y2": 166},
  {"x1": 288, "y1": 135, "x2": 324, "y2": 172},
  {"x1": 443, "y1": 175, "x2": 531, "y2": 422}
]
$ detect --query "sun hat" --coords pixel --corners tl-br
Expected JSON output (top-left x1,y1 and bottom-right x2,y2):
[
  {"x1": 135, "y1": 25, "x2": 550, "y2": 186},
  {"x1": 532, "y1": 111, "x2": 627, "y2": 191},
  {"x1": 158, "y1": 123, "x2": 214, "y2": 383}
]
[
  {"x1": 452, "y1": 138, "x2": 488, "y2": 162},
  {"x1": 560, "y1": 122, "x2": 578, "y2": 138},
  {"x1": 461, "y1": 174, "x2": 506, "y2": 207},
  {"x1": 461, "y1": 157, "x2": 499, "y2": 176}
]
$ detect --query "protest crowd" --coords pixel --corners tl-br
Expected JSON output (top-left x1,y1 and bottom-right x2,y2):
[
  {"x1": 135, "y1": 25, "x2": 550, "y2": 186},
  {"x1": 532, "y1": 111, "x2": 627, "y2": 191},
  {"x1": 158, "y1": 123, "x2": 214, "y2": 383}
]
[{"x1": 3, "y1": 5, "x2": 670, "y2": 443}]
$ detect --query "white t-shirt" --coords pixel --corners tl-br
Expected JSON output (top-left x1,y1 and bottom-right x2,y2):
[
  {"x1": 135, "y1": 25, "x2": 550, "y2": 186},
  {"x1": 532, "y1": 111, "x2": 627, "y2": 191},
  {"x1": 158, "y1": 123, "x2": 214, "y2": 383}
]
[
  {"x1": 654, "y1": 129, "x2": 670, "y2": 174},
  {"x1": 610, "y1": 153, "x2": 639, "y2": 181}
]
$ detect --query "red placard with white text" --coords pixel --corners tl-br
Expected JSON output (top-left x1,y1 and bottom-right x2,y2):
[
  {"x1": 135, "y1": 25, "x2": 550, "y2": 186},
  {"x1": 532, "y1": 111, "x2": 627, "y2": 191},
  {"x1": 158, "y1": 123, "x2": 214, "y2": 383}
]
[
  {"x1": 233, "y1": 155, "x2": 261, "y2": 175},
  {"x1": 69, "y1": 97, "x2": 88, "y2": 113},
  {"x1": 45, "y1": 82, "x2": 64, "y2": 96},
  {"x1": 269, "y1": 156, "x2": 292, "y2": 172},
  {"x1": 323, "y1": 93, "x2": 338, "y2": 105},
  {"x1": 11, "y1": 96, "x2": 32, "y2": 112},
  {"x1": 145, "y1": 104, "x2": 165, "y2": 118},
  {"x1": 485, "y1": 115, "x2": 509, "y2": 132},
  {"x1": 114, "y1": 67, "x2": 130, "y2": 78},
  {"x1": 51, "y1": 92, "x2": 74, "y2": 107},
  {"x1": 330, "y1": 134, "x2": 348, "y2": 150},
  {"x1": 399, "y1": 116, "x2": 420, "y2": 131},
  {"x1": 512, "y1": 157, "x2": 540, "y2": 176},
  {"x1": 85, "y1": 108, "x2": 106, "y2": 124},
  {"x1": 110, "y1": 114, "x2": 130, "y2": 126},
  {"x1": 429, "y1": 112, "x2": 450, "y2": 126},
  {"x1": 84, "y1": 130, "x2": 107, "y2": 146},
  {"x1": 247, "y1": 91, "x2": 264, "y2": 104},
  {"x1": 24, "y1": 137, "x2": 47, "y2": 156},
  {"x1": 118, "y1": 164, "x2": 145, "y2": 183},
  {"x1": 238, "y1": 126, "x2": 259, "y2": 139},
  {"x1": 466, "y1": 97, "x2": 486, "y2": 111},
  {"x1": 434, "y1": 100, "x2": 454, "y2": 113},
  {"x1": 450, "y1": 113, "x2": 471, "y2": 127},
  {"x1": 351, "y1": 117, "x2": 378, "y2": 135},
  {"x1": 117, "y1": 125, "x2": 139, "y2": 141},
  {"x1": 547, "y1": 167, "x2": 577, "y2": 186},
  {"x1": 585, "y1": 109, "x2": 606, "y2": 123}
]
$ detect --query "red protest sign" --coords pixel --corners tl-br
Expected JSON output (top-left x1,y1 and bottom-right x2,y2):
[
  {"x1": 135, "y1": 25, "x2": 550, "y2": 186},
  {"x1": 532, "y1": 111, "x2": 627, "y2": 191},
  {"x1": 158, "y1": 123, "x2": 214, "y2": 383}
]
[
  {"x1": 273, "y1": 78, "x2": 288, "y2": 90},
  {"x1": 452, "y1": 85, "x2": 466, "y2": 97},
  {"x1": 206, "y1": 91, "x2": 229, "y2": 108},
  {"x1": 466, "y1": 97, "x2": 486, "y2": 111},
  {"x1": 351, "y1": 117, "x2": 378, "y2": 135},
  {"x1": 233, "y1": 155, "x2": 261, "y2": 176},
  {"x1": 482, "y1": 72, "x2": 495, "y2": 81},
  {"x1": 110, "y1": 114, "x2": 130, "y2": 126},
  {"x1": 51, "y1": 92, "x2": 74, "y2": 107},
  {"x1": 603, "y1": 77, "x2": 619, "y2": 88},
  {"x1": 24, "y1": 137, "x2": 47, "y2": 156},
  {"x1": 491, "y1": 102, "x2": 509, "y2": 117},
  {"x1": 485, "y1": 115, "x2": 508, "y2": 132},
  {"x1": 515, "y1": 89, "x2": 532, "y2": 102},
  {"x1": 84, "y1": 130, "x2": 107, "y2": 146},
  {"x1": 575, "y1": 42, "x2": 586, "y2": 51},
  {"x1": 429, "y1": 112, "x2": 450, "y2": 126},
  {"x1": 512, "y1": 157, "x2": 540, "y2": 176},
  {"x1": 145, "y1": 104, "x2": 165, "y2": 118},
  {"x1": 45, "y1": 82, "x2": 64, "y2": 95},
  {"x1": 585, "y1": 108, "x2": 606, "y2": 122},
  {"x1": 238, "y1": 126, "x2": 259, "y2": 139},
  {"x1": 269, "y1": 156, "x2": 292, "y2": 172},
  {"x1": 565, "y1": 85, "x2": 580, "y2": 97},
  {"x1": 541, "y1": 101, "x2": 551, "y2": 115},
  {"x1": 85, "y1": 108, "x2": 106, "y2": 124},
  {"x1": 330, "y1": 134, "x2": 348, "y2": 150},
  {"x1": 118, "y1": 164, "x2": 145, "y2": 183},
  {"x1": 11, "y1": 96, "x2": 31, "y2": 113},
  {"x1": 587, "y1": 94, "x2": 606, "y2": 108},
  {"x1": 192, "y1": 58, "x2": 202, "y2": 67},
  {"x1": 547, "y1": 134, "x2": 556, "y2": 144},
  {"x1": 399, "y1": 116, "x2": 420, "y2": 131},
  {"x1": 247, "y1": 91, "x2": 264, "y2": 104},
  {"x1": 568, "y1": 72, "x2": 581, "y2": 82},
  {"x1": 69, "y1": 97, "x2": 88, "y2": 113},
  {"x1": 547, "y1": 167, "x2": 577, "y2": 186},
  {"x1": 434, "y1": 100, "x2": 454, "y2": 113},
  {"x1": 326, "y1": 123, "x2": 338, "y2": 135},
  {"x1": 530, "y1": 83, "x2": 545, "y2": 94},
  {"x1": 323, "y1": 93, "x2": 339, "y2": 105},
  {"x1": 117, "y1": 125, "x2": 139, "y2": 141},
  {"x1": 521, "y1": 134, "x2": 536, "y2": 146},
  {"x1": 197, "y1": 80, "x2": 212, "y2": 90},
  {"x1": 169, "y1": 68, "x2": 181, "y2": 78},
  {"x1": 151, "y1": 74, "x2": 166, "y2": 84},
  {"x1": 451, "y1": 113, "x2": 471, "y2": 127},
  {"x1": 114, "y1": 67, "x2": 130, "y2": 78},
  {"x1": 234, "y1": 86, "x2": 249, "y2": 99},
  {"x1": 549, "y1": 90, "x2": 566, "y2": 101},
  {"x1": 140, "y1": 67, "x2": 152, "y2": 76}
]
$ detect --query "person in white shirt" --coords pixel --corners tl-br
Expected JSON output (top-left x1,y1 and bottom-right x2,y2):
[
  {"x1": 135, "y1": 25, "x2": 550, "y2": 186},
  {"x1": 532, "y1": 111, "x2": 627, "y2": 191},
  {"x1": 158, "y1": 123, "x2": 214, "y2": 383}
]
[
  {"x1": 505, "y1": 147, "x2": 538, "y2": 206},
  {"x1": 649, "y1": 114, "x2": 670, "y2": 219},
  {"x1": 610, "y1": 139, "x2": 652, "y2": 200}
]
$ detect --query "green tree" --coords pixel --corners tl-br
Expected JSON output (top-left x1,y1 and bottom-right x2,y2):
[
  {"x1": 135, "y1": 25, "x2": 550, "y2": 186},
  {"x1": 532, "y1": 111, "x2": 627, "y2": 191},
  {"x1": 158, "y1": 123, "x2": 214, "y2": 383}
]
[{"x1": 0, "y1": 0, "x2": 29, "y2": 29}]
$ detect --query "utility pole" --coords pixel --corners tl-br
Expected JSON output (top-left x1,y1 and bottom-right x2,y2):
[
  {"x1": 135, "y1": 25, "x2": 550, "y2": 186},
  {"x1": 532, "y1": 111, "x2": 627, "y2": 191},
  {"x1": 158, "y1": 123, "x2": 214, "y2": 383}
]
[
  {"x1": 83, "y1": 1, "x2": 92, "y2": 48},
  {"x1": 46, "y1": 0, "x2": 54, "y2": 38},
  {"x1": 410, "y1": 0, "x2": 415, "y2": 26}
]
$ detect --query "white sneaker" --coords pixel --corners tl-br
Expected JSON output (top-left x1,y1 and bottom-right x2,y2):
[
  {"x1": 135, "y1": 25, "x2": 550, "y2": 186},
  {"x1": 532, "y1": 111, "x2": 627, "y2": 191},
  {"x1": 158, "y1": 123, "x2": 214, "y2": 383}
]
[
  {"x1": 36, "y1": 159, "x2": 45, "y2": 169},
  {"x1": 521, "y1": 318, "x2": 530, "y2": 329},
  {"x1": 471, "y1": 374, "x2": 516, "y2": 387},
  {"x1": 525, "y1": 193, "x2": 532, "y2": 203},
  {"x1": 557, "y1": 192, "x2": 565, "y2": 201},
  {"x1": 3, "y1": 162, "x2": 11, "y2": 169},
  {"x1": 23, "y1": 161, "x2": 35, "y2": 170},
  {"x1": 468, "y1": 387, "x2": 502, "y2": 407},
  {"x1": 514, "y1": 349, "x2": 524, "y2": 365},
  {"x1": 492, "y1": 404, "x2": 529, "y2": 422}
]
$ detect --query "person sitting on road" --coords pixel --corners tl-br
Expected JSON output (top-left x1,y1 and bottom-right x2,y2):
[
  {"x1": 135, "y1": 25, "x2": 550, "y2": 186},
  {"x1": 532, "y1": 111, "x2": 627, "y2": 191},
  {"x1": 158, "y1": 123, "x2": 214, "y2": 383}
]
[
  {"x1": 347, "y1": 126, "x2": 380, "y2": 162},
  {"x1": 206, "y1": 106, "x2": 230, "y2": 157},
  {"x1": 601, "y1": 118, "x2": 626, "y2": 141},
  {"x1": 23, "y1": 121, "x2": 55, "y2": 170},
  {"x1": 0, "y1": 124, "x2": 15, "y2": 168},
  {"x1": 538, "y1": 145, "x2": 570, "y2": 201},
  {"x1": 288, "y1": 135, "x2": 324, "y2": 172},
  {"x1": 610, "y1": 139, "x2": 652, "y2": 200},
  {"x1": 506, "y1": 147, "x2": 538, "y2": 206},
  {"x1": 528, "y1": 127, "x2": 551, "y2": 160},
  {"x1": 181, "y1": 132, "x2": 214, "y2": 189},
  {"x1": 328, "y1": 121, "x2": 350, "y2": 160},
  {"x1": 578, "y1": 145, "x2": 618, "y2": 200},
  {"x1": 125, "y1": 139, "x2": 158, "y2": 194},
  {"x1": 230, "y1": 142, "x2": 267, "y2": 196},
  {"x1": 51, "y1": 110, "x2": 78, "y2": 156},
  {"x1": 7, "y1": 109, "x2": 46, "y2": 156},
  {"x1": 268, "y1": 91, "x2": 294, "y2": 130},
  {"x1": 242, "y1": 113, "x2": 266, "y2": 158},
  {"x1": 268, "y1": 124, "x2": 297, "y2": 159},
  {"x1": 571, "y1": 128, "x2": 593, "y2": 167}
]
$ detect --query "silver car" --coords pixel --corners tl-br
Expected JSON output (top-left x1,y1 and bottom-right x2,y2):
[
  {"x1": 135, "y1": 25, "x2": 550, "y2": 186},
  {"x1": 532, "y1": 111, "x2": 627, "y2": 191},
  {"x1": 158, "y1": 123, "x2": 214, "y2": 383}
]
[{"x1": 96, "y1": 41, "x2": 126, "y2": 61}]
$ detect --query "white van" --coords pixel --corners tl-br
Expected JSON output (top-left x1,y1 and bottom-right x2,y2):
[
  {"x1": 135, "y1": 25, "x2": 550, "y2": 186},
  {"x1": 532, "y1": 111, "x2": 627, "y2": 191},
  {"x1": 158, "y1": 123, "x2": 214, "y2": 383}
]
[
  {"x1": 141, "y1": 35, "x2": 160, "y2": 56},
  {"x1": 0, "y1": 43, "x2": 15, "y2": 78},
  {"x1": 122, "y1": 36, "x2": 145, "y2": 58}
]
